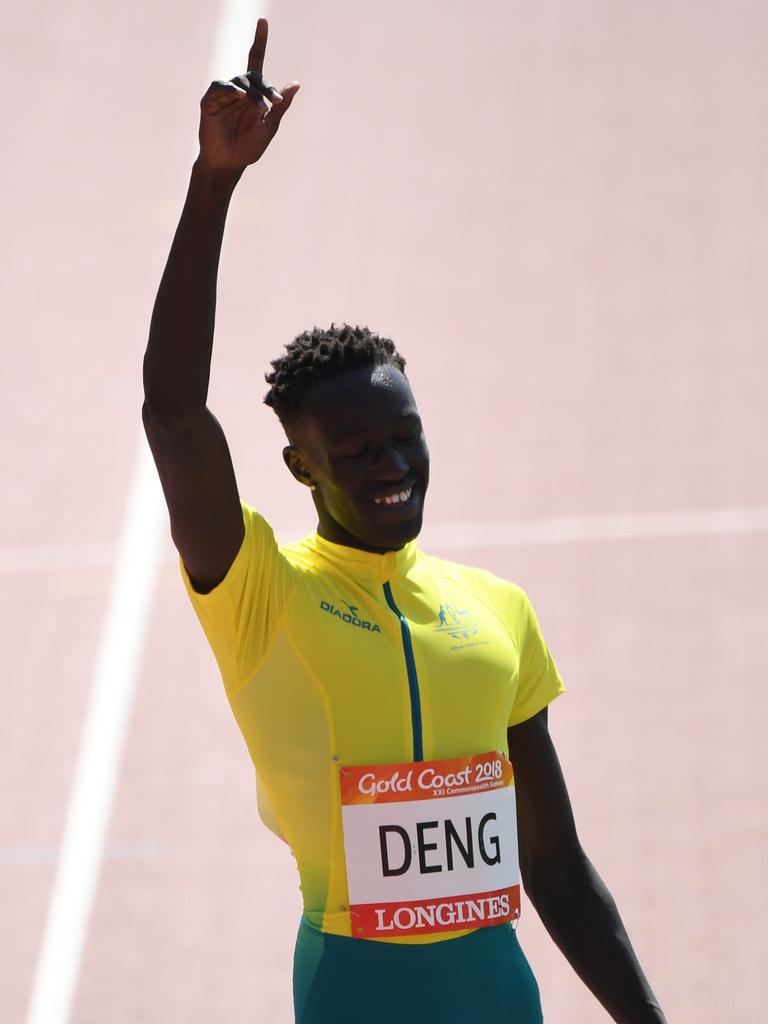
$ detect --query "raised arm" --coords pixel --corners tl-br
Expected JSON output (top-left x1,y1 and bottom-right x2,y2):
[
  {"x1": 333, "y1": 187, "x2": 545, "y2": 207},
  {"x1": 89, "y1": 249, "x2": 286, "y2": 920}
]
[{"x1": 142, "y1": 18, "x2": 299, "y2": 592}]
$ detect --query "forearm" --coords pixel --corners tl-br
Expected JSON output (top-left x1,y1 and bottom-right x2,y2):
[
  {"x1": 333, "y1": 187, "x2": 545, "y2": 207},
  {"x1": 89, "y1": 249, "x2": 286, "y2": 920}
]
[
  {"x1": 143, "y1": 159, "x2": 243, "y2": 414},
  {"x1": 525, "y1": 848, "x2": 666, "y2": 1024}
]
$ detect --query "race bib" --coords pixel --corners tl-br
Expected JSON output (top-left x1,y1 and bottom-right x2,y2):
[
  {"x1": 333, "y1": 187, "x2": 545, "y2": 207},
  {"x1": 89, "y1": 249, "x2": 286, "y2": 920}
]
[{"x1": 339, "y1": 751, "x2": 520, "y2": 938}]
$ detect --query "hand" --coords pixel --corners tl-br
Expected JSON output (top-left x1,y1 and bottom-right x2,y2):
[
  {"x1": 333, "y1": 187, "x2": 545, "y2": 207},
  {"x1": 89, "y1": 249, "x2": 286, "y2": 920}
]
[{"x1": 197, "y1": 18, "x2": 300, "y2": 172}]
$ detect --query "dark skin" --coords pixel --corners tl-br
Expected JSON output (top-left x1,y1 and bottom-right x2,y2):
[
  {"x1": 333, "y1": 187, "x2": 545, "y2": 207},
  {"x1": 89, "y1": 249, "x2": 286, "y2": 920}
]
[
  {"x1": 283, "y1": 363, "x2": 430, "y2": 554},
  {"x1": 143, "y1": 19, "x2": 667, "y2": 1023}
]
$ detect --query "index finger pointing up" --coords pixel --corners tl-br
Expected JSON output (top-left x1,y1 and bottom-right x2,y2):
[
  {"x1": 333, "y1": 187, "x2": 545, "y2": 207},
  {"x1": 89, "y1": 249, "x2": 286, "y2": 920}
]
[{"x1": 247, "y1": 17, "x2": 268, "y2": 75}]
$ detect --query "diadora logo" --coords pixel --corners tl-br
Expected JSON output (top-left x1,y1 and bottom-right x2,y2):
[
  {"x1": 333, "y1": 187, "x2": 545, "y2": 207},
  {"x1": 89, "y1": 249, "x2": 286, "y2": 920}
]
[
  {"x1": 435, "y1": 603, "x2": 480, "y2": 642},
  {"x1": 320, "y1": 598, "x2": 382, "y2": 633}
]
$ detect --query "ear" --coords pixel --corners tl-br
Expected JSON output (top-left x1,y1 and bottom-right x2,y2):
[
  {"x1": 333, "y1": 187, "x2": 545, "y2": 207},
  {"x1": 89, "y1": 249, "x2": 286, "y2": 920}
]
[{"x1": 283, "y1": 445, "x2": 316, "y2": 490}]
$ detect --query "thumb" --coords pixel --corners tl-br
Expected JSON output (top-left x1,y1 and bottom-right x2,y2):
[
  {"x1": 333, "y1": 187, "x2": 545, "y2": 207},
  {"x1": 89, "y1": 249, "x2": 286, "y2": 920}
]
[{"x1": 265, "y1": 81, "x2": 300, "y2": 130}]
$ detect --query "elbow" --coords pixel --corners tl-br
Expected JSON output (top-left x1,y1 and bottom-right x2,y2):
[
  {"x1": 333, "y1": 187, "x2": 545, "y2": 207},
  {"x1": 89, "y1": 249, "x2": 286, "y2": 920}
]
[
  {"x1": 142, "y1": 352, "x2": 203, "y2": 418},
  {"x1": 142, "y1": 350, "x2": 160, "y2": 408},
  {"x1": 141, "y1": 397, "x2": 206, "y2": 430},
  {"x1": 141, "y1": 398, "x2": 164, "y2": 434},
  {"x1": 141, "y1": 399, "x2": 191, "y2": 445}
]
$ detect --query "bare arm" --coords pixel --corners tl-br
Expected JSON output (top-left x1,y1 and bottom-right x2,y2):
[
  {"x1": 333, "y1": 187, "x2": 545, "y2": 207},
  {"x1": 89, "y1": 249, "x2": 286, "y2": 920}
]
[
  {"x1": 507, "y1": 709, "x2": 667, "y2": 1024},
  {"x1": 142, "y1": 18, "x2": 299, "y2": 591}
]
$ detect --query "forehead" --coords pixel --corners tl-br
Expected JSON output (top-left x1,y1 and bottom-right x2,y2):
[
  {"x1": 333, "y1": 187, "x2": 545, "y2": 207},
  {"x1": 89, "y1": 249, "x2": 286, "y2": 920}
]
[{"x1": 298, "y1": 364, "x2": 419, "y2": 441}]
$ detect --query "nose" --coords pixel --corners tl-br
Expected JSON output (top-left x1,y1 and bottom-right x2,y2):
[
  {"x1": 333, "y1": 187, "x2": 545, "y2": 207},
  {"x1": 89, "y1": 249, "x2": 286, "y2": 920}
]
[{"x1": 374, "y1": 444, "x2": 409, "y2": 480}]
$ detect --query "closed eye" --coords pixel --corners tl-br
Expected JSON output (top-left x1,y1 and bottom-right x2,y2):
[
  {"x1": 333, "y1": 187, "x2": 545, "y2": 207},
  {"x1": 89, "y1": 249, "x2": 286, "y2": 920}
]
[
  {"x1": 343, "y1": 433, "x2": 417, "y2": 457},
  {"x1": 336, "y1": 424, "x2": 421, "y2": 459}
]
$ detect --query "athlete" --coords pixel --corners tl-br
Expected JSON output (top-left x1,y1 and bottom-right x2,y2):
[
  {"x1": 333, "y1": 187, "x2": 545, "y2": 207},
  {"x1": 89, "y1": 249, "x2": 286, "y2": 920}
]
[{"x1": 142, "y1": 19, "x2": 667, "y2": 1024}]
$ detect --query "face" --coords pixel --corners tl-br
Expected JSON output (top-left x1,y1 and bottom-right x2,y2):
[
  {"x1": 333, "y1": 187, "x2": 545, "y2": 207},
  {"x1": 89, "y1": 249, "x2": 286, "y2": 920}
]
[{"x1": 284, "y1": 364, "x2": 430, "y2": 552}]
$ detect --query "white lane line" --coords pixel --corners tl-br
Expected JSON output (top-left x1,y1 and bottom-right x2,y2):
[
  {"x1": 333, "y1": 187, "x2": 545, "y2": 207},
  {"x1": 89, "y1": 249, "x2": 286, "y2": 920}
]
[
  {"x1": 0, "y1": 539, "x2": 174, "y2": 575},
  {"x1": 0, "y1": 542, "x2": 116, "y2": 574},
  {"x1": 25, "y1": 443, "x2": 165, "y2": 1024},
  {"x1": 4, "y1": 841, "x2": 164, "y2": 866},
  {"x1": 4, "y1": 504, "x2": 768, "y2": 576},
  {"x1": 420, "y1": 504, "x2": 768, "y2": 550},
  {"x1": 26, "y1": 5, "x2": 264, "y2": 1021},
  {"x1": 210, "y1": 0, "x2": 264, "y2": 79}
]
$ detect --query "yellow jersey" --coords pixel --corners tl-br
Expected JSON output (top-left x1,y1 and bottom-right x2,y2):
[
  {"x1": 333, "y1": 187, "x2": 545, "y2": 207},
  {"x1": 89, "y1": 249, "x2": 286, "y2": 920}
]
[{"x1": 181, "y1": 503, "x2": 565, "y2": 943}]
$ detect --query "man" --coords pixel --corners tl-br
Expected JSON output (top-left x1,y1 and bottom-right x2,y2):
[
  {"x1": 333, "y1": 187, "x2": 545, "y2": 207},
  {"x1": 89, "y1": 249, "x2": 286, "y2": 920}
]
[{"x1": 142, "y1": 18, "x2": 667, "y2": 1024}]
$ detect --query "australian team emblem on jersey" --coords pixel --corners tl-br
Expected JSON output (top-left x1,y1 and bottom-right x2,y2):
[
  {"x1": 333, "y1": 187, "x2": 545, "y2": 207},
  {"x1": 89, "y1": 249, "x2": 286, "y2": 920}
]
[{"x1": 435, "y1": 604, "x2": 480, "y2": 641}]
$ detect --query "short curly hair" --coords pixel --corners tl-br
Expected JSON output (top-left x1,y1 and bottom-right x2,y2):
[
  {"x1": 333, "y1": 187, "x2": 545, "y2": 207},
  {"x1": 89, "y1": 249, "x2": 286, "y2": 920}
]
[{"x1": 264, "y1": 323, "x2": 406, "y2": 428}]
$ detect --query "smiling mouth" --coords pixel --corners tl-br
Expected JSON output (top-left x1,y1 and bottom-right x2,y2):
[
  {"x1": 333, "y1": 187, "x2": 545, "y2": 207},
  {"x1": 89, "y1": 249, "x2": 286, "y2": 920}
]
[{"x1": 373, "y1": 485, "x2": 414, "y2": 507}]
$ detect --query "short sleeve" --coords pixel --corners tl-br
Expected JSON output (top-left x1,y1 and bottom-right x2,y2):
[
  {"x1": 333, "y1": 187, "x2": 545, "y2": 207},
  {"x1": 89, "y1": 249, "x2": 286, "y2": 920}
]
[
  {"x1": 508, "y1": 588, "x2": 565, "y2": 726},
  {"x1": 180, "y1": 502, "x2": 297, "y2": 694}
]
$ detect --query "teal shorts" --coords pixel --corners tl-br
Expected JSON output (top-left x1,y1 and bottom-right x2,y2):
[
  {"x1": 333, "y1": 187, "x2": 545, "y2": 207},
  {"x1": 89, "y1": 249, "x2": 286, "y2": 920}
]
[{"x1": 293, "y1": 917, "x2": 543, "y2": 1024}]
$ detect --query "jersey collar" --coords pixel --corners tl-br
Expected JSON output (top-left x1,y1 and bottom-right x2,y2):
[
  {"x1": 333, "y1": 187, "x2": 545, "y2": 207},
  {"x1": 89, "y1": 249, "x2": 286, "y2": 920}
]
[{"x1": 308, "y1": 533, "x2": 419, "y2": 583}]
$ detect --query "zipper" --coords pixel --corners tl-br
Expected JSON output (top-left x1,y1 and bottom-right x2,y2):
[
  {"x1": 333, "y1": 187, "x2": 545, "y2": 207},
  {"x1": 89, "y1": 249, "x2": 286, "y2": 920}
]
[{"x1": 382, "y1": 581, "x2": 424, "y2": 762}]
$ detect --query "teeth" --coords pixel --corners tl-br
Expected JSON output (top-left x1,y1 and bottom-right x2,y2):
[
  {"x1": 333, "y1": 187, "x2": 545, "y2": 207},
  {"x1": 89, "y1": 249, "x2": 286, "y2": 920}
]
[{"x1": 375, "y1": 486, "x2": 413, "y2": 506}]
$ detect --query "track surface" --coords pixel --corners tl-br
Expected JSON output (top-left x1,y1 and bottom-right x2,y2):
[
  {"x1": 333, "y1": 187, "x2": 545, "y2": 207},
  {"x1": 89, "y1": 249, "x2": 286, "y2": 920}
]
[{"x1": 3, "y1": 1, "x2": 767, "y2": 1021}]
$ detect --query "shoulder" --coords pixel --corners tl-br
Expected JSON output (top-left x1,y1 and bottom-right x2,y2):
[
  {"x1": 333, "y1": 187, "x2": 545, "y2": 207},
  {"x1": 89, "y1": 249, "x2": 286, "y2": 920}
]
[
  {"x1": 239, "y1": 502, "x2": 282, "y2": 557},
  {"x1": 241, "y1": 503, "x2": 309, "y2": 565},
  {"x1": 183, "y1": 502, "x2": 282, "y2": 599},
  {"x1": 418, "y1": 549, "x2": 531, "y2": 615},
  {"x1": 198, "y1": 501, "x2": 310, "y2": 590}
]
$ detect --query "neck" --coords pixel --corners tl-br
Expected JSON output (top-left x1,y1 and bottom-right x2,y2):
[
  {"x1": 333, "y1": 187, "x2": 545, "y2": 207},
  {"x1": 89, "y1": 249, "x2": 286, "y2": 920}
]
[
  {"x1": 313, "y1": 497, "x2": 412, "y2": 553},
  {"x1": 316, "y1": 518, "x2": 403, "y2": 555}
]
